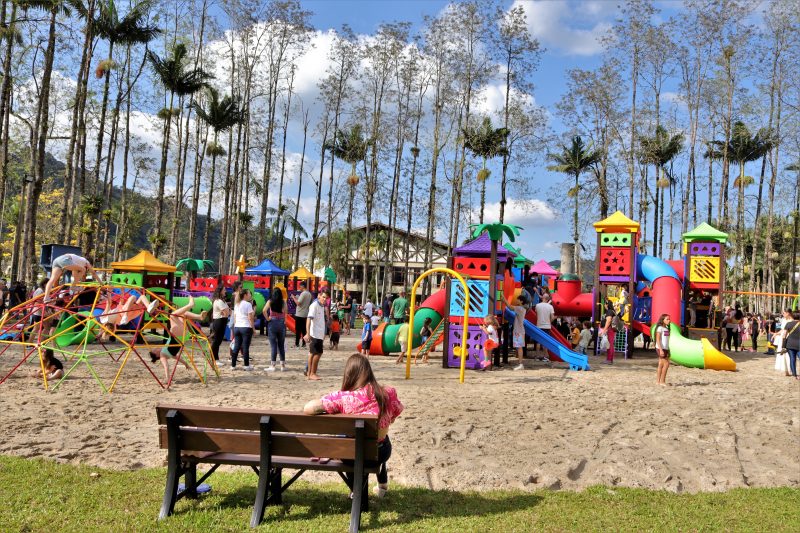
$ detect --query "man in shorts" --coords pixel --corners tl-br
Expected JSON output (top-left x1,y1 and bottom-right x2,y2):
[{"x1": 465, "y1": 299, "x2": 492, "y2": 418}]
[{"x1": 304, "y1": 291, "x2": 328, "y2": 381}]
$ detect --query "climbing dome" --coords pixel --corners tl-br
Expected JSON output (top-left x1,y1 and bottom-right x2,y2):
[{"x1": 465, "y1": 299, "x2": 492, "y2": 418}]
[{"x1": 0, "y1": 282, "x2": 218, "y2": 392}]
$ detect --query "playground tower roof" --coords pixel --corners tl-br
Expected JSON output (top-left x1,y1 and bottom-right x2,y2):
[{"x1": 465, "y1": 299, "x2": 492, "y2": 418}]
[
  {"x1": 593, "y1": 211, "x2": 640, "y2": 233},
  {"x1": 682, "y1": 222, "x2": 728, "y2": 243},
  {"x1": 110, "y1": 251, "x2": 176, "y2": 273}
]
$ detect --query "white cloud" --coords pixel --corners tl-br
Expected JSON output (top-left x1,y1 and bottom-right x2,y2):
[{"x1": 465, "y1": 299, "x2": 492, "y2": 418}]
[{"x1": 513, "y1": 0, "x2": 616, "y2": 56}]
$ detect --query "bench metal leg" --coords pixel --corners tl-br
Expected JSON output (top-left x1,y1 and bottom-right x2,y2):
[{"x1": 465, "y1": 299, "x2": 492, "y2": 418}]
[
  {"x1": 250, "y1": 415, "x2": 273, "y2": 528},
  {"x1": 185, "y1": 464, "x2": 198, "y2": 499},
  {"x1": 159, "y1": 410, "x2": 182, "y2": 520},
  {"x1": 269, "y1": 467, "x2": 283, "y2": 505},
  {"x1": 349, "y1": 419, "x2": 366, "y2": 532}
]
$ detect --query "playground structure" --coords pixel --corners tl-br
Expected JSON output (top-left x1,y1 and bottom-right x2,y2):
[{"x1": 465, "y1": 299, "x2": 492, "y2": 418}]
[
  {"x1": 0, "y1": 282, "x2": 216, "y2": 392},
  {"x1": 593, "y1": 212, "x2": 736, "y2": 371}
]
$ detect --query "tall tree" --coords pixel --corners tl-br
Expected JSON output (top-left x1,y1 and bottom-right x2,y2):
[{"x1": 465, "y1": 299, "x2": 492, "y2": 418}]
[
  {"x1": 147, "y1": 42, "x2": 211, "y2": 256},
  {"x1": 191, "y1": 86, "x2": 245, "y2": 266},
  {"x1": 641, "y1": 126, "x2": 684, "y2": 257},
  {"x1": 547, "y1": 136, "x2": 604, "y2": 274},
  {"x1": 463, "y1": 116, "x2": 509, "y2": 223},
  {"x1": 493, "y1": 3, "x2": 540, "y2": 223}
]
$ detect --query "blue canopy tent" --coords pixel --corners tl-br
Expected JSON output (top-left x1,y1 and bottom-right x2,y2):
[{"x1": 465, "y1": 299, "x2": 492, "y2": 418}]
[{"x1": 246, "y1": 259, "x2": 290, "y2": 276}]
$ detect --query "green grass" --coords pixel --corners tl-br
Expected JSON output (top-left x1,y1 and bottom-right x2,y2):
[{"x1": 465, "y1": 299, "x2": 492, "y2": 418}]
[{"x1": 1, "y1": 456, "x2": 797, "y2": 532}]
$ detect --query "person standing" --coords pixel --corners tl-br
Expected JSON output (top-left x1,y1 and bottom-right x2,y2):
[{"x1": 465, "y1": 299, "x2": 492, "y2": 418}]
[
  {"x1": 304, "y1": 291, "x2": 328, "y2": 380},
  {"x1": 391, "y1": 289, "x2": 408, "y2": 324},
  {"x1": 209, "y1": 286, "x2": 230, "y2": 362},
  {"x1": 780, "y1": 310, "x2": 800, "y2": 379},
  {"x1": 292, "y1": 281, "x2": 312, "y2": 348},
  {"x1": 363, "y1": 298, "x2": 374, "y2": 320},
  {"x1": 503, "y1": 294, "x2": 527, "y2": 371},
  {"x1": 381, "y1": 294, "x2": 392, "y2": 324},
  {"x1": 264, "y1": 289, "x2": 288, "y2": 372},
  {"x1": 0, "y1": 279, "x2": 8, "y2": 317},
  {"x1": 534, "y1": 293, "x2": 555, "y2": 362},
  {"x1": 751, "y1": 313, "x2": 760, "y2": 352},
  {"x1": 341, "y1": 292, "x2": 352, "y2": 335},
  {"x1": 231, "y1": 289, "x2": 255, "y2": 370},
  {"x1": 654, "y1": 314, "x2": 672, "y2": 385},
  {"x1": 599, "y1": 299, "x2": 617, "y2": 364}
]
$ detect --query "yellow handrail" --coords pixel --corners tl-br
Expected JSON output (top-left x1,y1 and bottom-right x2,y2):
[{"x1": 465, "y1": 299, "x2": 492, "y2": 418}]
[{"x1": 405, "y1": 268, "x2": 470, "y2": 383}]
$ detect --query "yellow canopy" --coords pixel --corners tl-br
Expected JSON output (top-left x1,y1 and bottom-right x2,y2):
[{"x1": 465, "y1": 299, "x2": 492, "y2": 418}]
[
  {"x1": 593, "y1": 210, "x2": 640, "y2": 233},
  {"x1": 110, "y1": 250, "x2": 177, "y2": 273},
  {"x1": 289, "y1": 266, "x2": 316, "y2": 279}
]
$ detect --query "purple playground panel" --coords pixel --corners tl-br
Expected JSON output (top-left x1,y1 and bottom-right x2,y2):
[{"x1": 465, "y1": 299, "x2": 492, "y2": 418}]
[
  {"x1": 689, "y1": 242, "x2": 721, "y2": 256},
  {"x1": 446, "y1": 324, "x2": 487, "y2": 370}
]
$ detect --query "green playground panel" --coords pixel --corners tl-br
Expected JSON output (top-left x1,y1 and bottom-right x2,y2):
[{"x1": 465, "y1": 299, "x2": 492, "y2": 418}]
[
  {"x1": 111, "y1": 272, "x2": 144, "y2": 286},
  {"x1": 600, "y1": 233, "x2": 632, "y2": 247}
]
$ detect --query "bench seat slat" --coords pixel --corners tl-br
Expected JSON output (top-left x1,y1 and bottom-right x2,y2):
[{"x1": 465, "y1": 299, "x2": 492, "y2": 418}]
[
  {"x1": 156, "y1": 404, "x2": 379, "y2": 436},
  {"x1": 159, "y1": 428, "x2": 379, "y2": 461},
  {"x1": 177, "y1": 452, "x2": 381, "y2": 473}
]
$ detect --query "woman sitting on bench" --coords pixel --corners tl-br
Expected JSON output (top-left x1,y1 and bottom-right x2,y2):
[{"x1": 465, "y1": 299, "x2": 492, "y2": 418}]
[
  {"x1": 303, "y1": 353, "x2": 404, "y2": 498},
  {"x1": 148, "y1": 296, "x2": 208, "y2": 383}
]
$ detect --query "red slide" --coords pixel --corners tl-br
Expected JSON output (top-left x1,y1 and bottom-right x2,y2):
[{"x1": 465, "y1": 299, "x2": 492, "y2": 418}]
[{"x1": 285, "y1": 314, "x2": 296, "y2": 333}]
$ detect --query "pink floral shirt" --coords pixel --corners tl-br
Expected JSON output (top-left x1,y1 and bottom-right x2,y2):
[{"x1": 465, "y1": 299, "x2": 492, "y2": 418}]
[{"x1": 321, "y1": 385, "x2": 404, "y2": 430}]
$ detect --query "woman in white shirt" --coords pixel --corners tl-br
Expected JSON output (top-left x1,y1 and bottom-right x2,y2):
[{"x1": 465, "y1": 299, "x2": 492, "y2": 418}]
[
  {"x1": 210, "y1": 286, "x2": 230, "y2": 362},
  {"x1": 231, "y1": 289, "x2": 255, "y2": 370}
]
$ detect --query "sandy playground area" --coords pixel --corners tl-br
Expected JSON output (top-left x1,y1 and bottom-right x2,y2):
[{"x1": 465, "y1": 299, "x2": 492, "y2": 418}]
[{"x1": 0, "y1": 330, "x2": 798, "y2": 494}]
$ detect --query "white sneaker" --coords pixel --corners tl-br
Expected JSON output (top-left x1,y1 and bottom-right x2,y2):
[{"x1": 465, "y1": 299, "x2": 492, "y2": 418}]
[
  {"x1": 265, "y1": 365, "x2": 276, "y2": 372},
  {"x1": 147, "y1": 300, "x2": 158, "y2": 314},
  {"x1": 373, "y1": 484, "x2": 387, "y2": 498},
  {"x1": 242, "y1": 365, "x2": 254, "y2": 371},
  {"x1": 513, "y1": 364, "x2": 524, "y2": 371},
  {"x1": 541, "y1": 357, "x2": 550, "y2": 363},
  {"x1": 279, "y1": 363, "x2": 285, "y2": 372}
]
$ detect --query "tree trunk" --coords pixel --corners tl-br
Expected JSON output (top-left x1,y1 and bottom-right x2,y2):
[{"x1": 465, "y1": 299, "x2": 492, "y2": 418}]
[
  {"x1": 628, "y1": 46, "x2": 638, "y2": 218},
  {"x1": 310, "y1": 114, "x2": 331, "y2": 271},
  {"x1": 291, "y1": 109, "x2": 309, "y2": 269},
  {"x1": 154, "y1": 90, "x2": 175, "y2": 256},
  {"x1": 21, "y1": 7, "x2": 58, "y2": 280}
]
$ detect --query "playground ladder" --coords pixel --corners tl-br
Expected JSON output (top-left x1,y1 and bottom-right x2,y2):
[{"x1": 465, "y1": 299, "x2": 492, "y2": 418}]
[{"x1": 415, "y1": 320, "x2": 446, "y2": 360}]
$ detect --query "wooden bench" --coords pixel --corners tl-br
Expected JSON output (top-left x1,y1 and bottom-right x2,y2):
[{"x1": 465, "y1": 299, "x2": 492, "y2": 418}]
[{"x1": 156, "y1": 403, "x2": 380, "y2": 531}]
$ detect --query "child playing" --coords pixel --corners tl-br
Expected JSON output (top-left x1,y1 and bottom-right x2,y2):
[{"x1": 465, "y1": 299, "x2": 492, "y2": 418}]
[
  {"x1": 655, "y1": 313, "x2": 671, "y2": 385},
  {"x1": 395, "y1": 322, "x2": 410, "y2": 364},
  {"x1": 578, "y1": 321, "x2": 592, "y2": 354},
  {"x1": 330, "y1": 315, "x2": 341, "y2": 350},
  {"x1": 361, "y1": 313, "x2": 372, "y2": 356},
  {"x1": 570, "y1": 320, "x2": 581, "y2": 349},
  {"x1": 479, "y1": 314, "x2": 500, "y2": 370},
  {"x1": 416, "y1": 317, "x2": 433, "y2": 364},
  {"x1": 502, "y1": 295, "x2": 527, "y2": 371},
  {"x1": 31, "y1": 348, "x2": 64, "y2": 381},
  {"x1": 370, "y1": 312, "x2": 381, "y2": 331}
]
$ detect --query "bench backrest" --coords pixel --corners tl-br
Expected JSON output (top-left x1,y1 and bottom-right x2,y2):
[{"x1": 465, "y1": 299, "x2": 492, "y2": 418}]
[{"x1": 156, "y1": 404, "x2": 379, "y2": 461}]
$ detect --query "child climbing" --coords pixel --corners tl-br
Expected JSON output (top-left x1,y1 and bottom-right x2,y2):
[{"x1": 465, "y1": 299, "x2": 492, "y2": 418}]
[
  {"x1": 479, "y1": 314, "x2": 500, "y2": 371},
  {"x1": 148, "y1": 296, "x2": 209, "y2": 383},
  {"x1": 98, "y1": 291, "x2": 159, "y2": 341}
]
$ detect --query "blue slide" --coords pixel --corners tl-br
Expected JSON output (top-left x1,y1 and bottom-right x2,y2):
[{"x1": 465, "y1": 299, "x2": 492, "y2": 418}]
[{"x1": 504, "y1": 308, "x2": 590, "y2": 371}]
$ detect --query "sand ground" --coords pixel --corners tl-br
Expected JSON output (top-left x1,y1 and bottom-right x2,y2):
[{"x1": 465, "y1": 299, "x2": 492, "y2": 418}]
[{"x1": 1, "y1": 330, "x2": 798, "y2": 494}]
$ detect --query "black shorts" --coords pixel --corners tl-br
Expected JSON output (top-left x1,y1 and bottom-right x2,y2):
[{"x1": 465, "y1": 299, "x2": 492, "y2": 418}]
[
  {"x1": 309, "y1": 337, "x2": 324, "y2": 355},
  {"x1": 330, "y1": 332, "x2": 340, "y2": 344}
]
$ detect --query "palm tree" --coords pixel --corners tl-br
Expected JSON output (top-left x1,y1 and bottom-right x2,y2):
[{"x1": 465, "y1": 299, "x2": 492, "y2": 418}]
[
  {"x1": 324, "y1": 124, "x2": 369, "y2": 285},
  {"x1": 92, "y1": 0, "x2": 158, "y2": 189},
  {"x1": 706, "y1": 121, "x2": 771, "y2": 284},
  {"x1": 469, "y1": 222, "x2": 522, "y2": 318},
  {"x1": 265, "y1": 201, "x2": 308, "y2": 265},
  {"x1": 463, "y1": 116, "x2": 509, "y2": 224},
  {"x1": 547, "y1": 136, "x2": 603, "y2": 273},
  {"x1": 147, "y1": 42, "x2": 211, "y2": 256},
  {"x1": 191, "y1": 86, "x2": 245, "y2": 267},
  {"x1": 640, "y1": 126, "x2": 683, "y2": 256}
]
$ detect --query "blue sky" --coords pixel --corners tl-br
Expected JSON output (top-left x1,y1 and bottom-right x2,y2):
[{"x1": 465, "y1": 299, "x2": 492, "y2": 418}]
[{"x1": 297, "y1": 0, "x2": 639, "y2": 262}]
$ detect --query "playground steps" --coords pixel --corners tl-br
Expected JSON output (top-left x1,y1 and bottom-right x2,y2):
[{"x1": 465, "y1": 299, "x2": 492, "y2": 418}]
[{"x1": 415, "y1": 320, "x2": 445, "y2": 361}]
